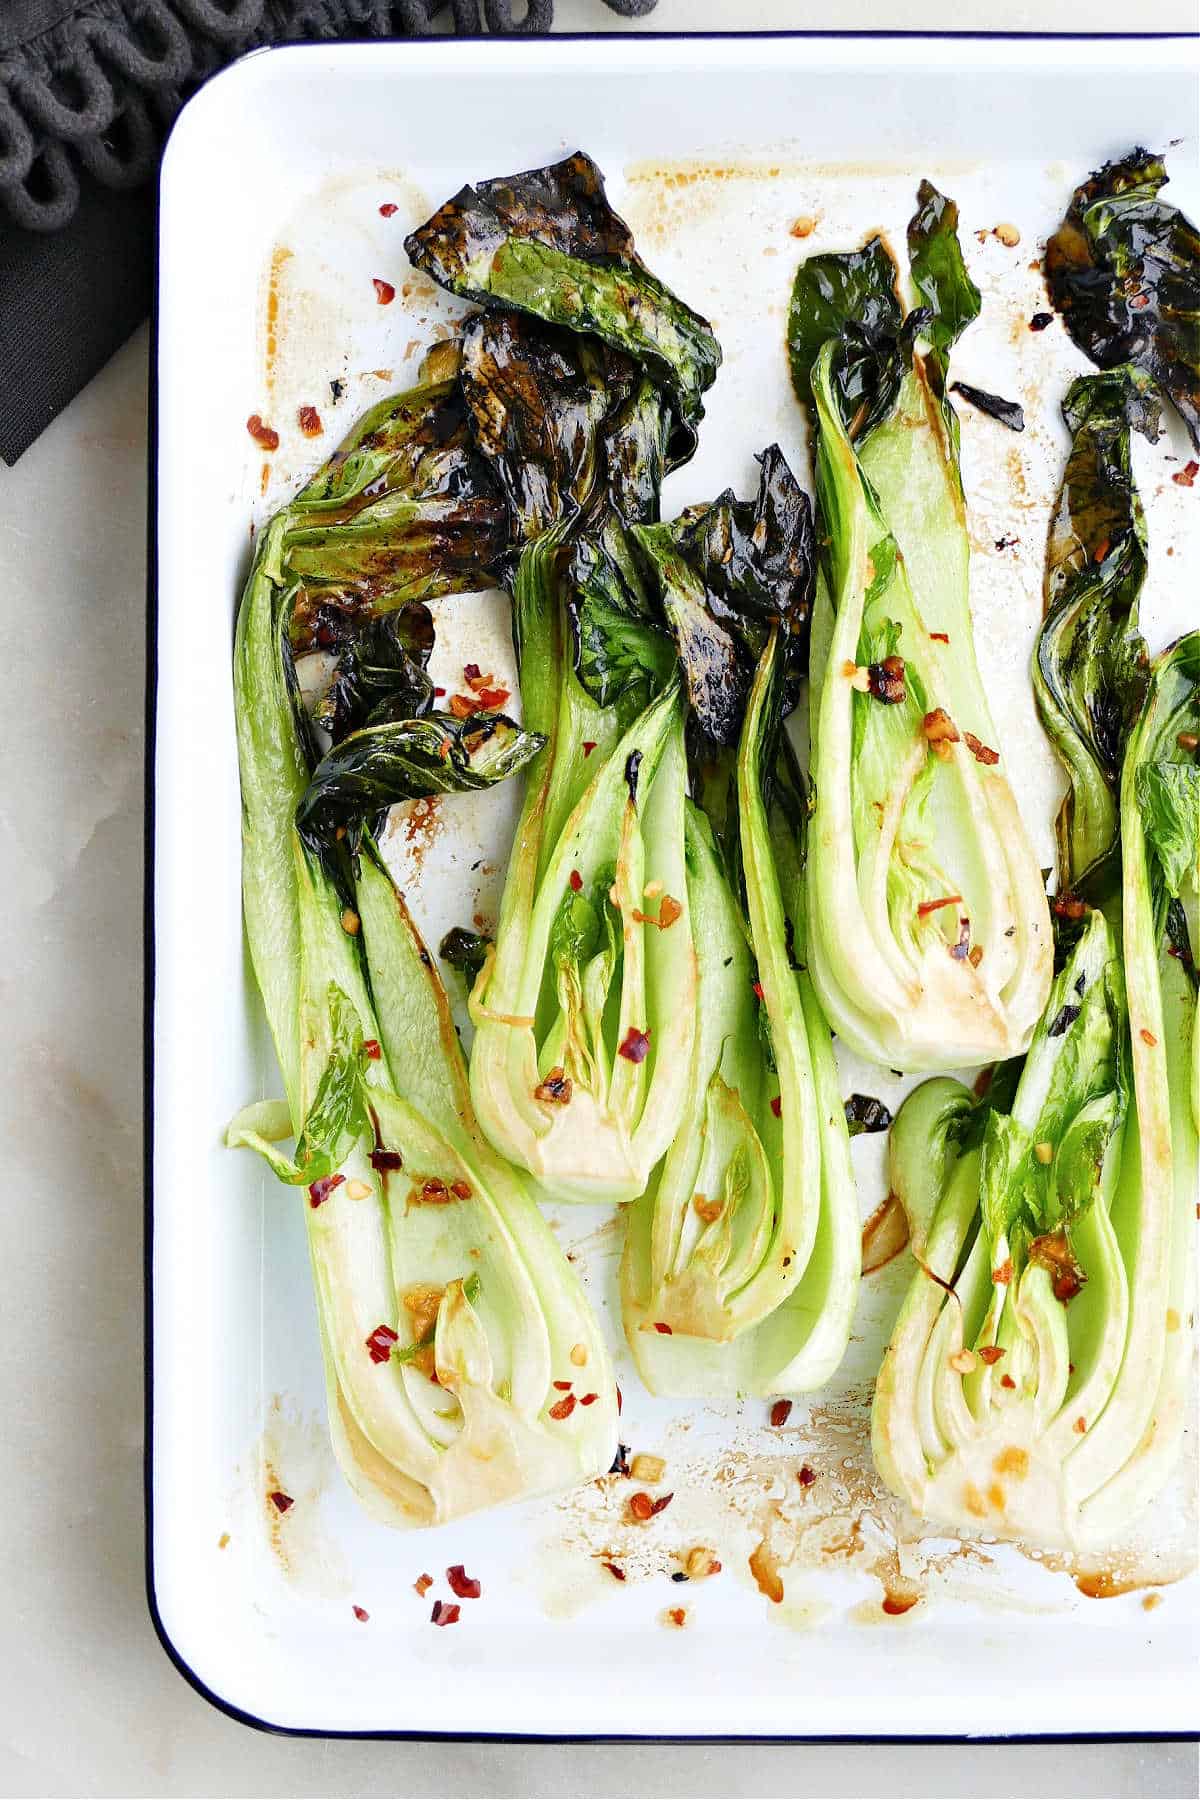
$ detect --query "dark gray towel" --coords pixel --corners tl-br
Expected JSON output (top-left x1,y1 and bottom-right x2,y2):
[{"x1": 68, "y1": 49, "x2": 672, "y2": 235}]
[{"x1": 0, "y1": 0, "x2": 657, "y2": 464}]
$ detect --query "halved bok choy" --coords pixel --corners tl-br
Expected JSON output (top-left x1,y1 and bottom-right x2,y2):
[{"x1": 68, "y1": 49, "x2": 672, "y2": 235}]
[
  {"x1": 871, "y1": 522, "x2": 1198, "y2": 1549},
  {"x1": 790, "y1": 184, "x2": 1052, "y2": 1071},
  {"x1": 401, "y1": 153, "x2": 722, "y2": 1203},
  {"x1": 229, "y1": 369, "x2": 616, "y2": 1526},
  {"x1": 620, "y1": 626, "x2": 859, "y2": 1396}
]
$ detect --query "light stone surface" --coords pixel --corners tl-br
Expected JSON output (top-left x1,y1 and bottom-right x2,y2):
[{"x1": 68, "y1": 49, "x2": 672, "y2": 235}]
[{"x1": 1, "y1": 2, "x2": 1197, "y2": 1794}]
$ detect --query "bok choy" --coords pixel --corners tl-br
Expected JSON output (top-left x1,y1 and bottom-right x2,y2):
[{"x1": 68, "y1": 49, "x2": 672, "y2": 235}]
[
  {"x1": 870, "y1": 354, "x2": 1198, "y2": 1546},
  {"x1": 789, "y1": 184, "x2": 1052, "y2": 1072},
  {"x1": 230, "y1": 355, "x2": 617, "y2": 1526},
  {"x1": 619, "y1": 619, "x2": 859, "y2": 1395},
  {"x1": 403, "y1": 155, "x2": 720, "y2": 1203}
]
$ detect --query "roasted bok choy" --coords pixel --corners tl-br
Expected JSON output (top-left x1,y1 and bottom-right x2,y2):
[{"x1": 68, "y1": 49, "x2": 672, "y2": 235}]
[
  {"x1": 790, "y1": 184, "x2": 1052, "y2": 1072},
  {"x1": 229, "y1": 356, "x2": 617, "y2": 1527},
  {"x1": 619, "y1": 621, "x2": 859, "y2": 1396},
  {"x1": 404, "y1": 154, "x2": 720, "y2": 1203},
  {"x1": 871, "y1": 364, "x2": 1198, "y2": 1547}
]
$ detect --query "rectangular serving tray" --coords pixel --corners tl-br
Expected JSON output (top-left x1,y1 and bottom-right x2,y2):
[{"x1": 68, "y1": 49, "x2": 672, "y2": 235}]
[{"x1": 150, "y1": 32, "x2": 1200, "y2": 1738}]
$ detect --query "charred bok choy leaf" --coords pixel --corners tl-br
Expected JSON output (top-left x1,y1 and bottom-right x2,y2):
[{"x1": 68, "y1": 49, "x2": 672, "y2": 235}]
[
  {"x1": 1046, "y1": 149, "x2": 1200, "y2": 448},
  {"x1": 414, "y1": 160, "x2": 722, "y2": 1203},
  {"x1": 790, "y1": 182, "x2": 1052, "y2": 1071},
  {"x1": 228, "y1": 363, "x2": 616, "y2": 1527},
  {"x1": 872, "y1": 507, "x2": 1198, "y2": 1559},
  {"x1": 405, "y1": 151, "x2": 721, "y2": 442},
  {"x1": 1033, "y1": 367, "x2": 1156, "y2": 900},
  {"x1": 619, "y1": 618, "x2": 859, "y2": 1397}
]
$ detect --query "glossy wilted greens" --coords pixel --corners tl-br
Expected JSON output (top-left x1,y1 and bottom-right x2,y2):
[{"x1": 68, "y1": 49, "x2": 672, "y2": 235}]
[
  {"x1": 1034, "y1": 367, "x2": 1157, "y2": 897},
  {"x1": 873, "y1": 635, "x2": 1198, "y2": 1549},
  {"x1": 406, "y1": 151, "x2": 720, "y2": 436},
  {"x1": 792, "y1": 184, "x2": 1051, "y2": 1073},
  {"x1": 297, "y1": 711, "x2": 544, "y2": 858},
  {"x1": 282, "y1": 360, "x2": 506, "y2": 651},
  {"x1": 632, "y1": 445, "x2": 815, "y2": 745},
  {"x1": 1046, "y1": 149, "x2": 1200, "y2": 448}
]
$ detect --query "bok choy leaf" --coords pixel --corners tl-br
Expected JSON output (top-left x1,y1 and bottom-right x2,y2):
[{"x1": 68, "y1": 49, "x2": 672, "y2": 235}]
[
  {"x1": 1046, "y1": 149, "x2": 1200, "y2": 448},
  {"x1": 1033, "y1": 367, "x2": 1156, "y2": 897}
]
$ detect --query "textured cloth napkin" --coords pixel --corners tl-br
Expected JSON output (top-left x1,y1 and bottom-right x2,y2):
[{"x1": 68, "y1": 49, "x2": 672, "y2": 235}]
[{"x1": 0, "y1": 0, "x2": 657, "y2": 464}]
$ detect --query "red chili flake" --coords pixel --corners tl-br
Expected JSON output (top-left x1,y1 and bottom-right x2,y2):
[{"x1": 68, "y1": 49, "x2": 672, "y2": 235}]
[
  {"x1": 963, "y1": 731, "x2": 1000, "y2": 766},
  {"x1": 362, "y1": 1038, "x2": 382, "y2": 1060},
  {"x1": 923, "y1": 707, "x2": 960, "y2": 759},
  {"x1": 308, "y1": 1173, "x2": 345, "y2": 1208},
  {"x1": 414, "y1": 1573, "x2": 433, "y2": 1597},
  {"x1": 298, "y1": 404, "x2": 323, "y2": 438},
  {"x1": 552, "y1": 1380, "x2": 573, "y2": 1391},
  {"x1": 569, "y1": 870, "x2": 583, "y2": 892},
  {"x1": 379, "y1": 202, "x2": 399, "y2": 217},
  {"x1": 450, "y1": 1179, "x2": 473, "y2": 1199},
  {"x1": 616, "y1": 1385, "x2": 623, "y2": 1415},
  {"x1": 917, "y1": 893, "x2": 964, "y2": 918},
  {"x1": 929, "y1": 631, "x2": 950, "y2": 644},
  {"x1": 992, "y1": 1258, "x2": 1014, "y2": 1285},
  {"x1": 373, "y1": 278, "x2": 396, "y2": 305},
  {"x1": 352, "y1": 1604, "x2": 369, "y2": 1621},
  {"x1": 1073, "y1": 1416, "x2": 1087, "y2": 1435},
  {"x1": 1029, "y1": 312, "x2": 1053, "y2": 332},
  {"x1": 268, "y1": 1490, "x2": 294, "y2": 1513},
  {"x1": 370, "y1": 1147, "x2": 403, "y2": 1172},
  {"x1": 628, "y1": 1491, "x2": 654, "y2": 1521},
  {"x1": 366, "y1": 1323, "x2": 399, "y2": 1364},
  {"x1": 580, "y1": 1392, "x2": 599, "y2": 1406},
  {"x1": 1172, "y1": 461, "x2": 1199, "y2": 488},
  {"x1": 1093, "y1": 537, "x2": 1111, "y2": 564},
  {"x1": 771, "y1": 1095, "x2": 782, "y2": 1118},
  {"x1": 476, "y1": 687, "x2": 511, "y2": 711},
  {"x1": 1129, "y1": 291, "x2": 1150, "y2": 311},
  {"x1": 430, "y1": 1600, "x2": 461, "y2": 1626},
  {"x1": 601, "y1": 1561, "x2": 627, "y2": 1581},
  {"x1": 653, "y1": 1322, "x2": 673, "y2": 1335},
  {"x1": 449, "y1": 693, "x2": 480, "y2": 720},
  {"x1": 978, "y1": 1345, "x2": 1006, "y2": 1365},
  {"x1": 1000, "y1": 1373, "x2": 1016, "y2": 1389},
  {"x1": 666, "y1": 1606, "x2": 686, "y2": 1628},
  {"x1": 770, "y1": 1399, "x2": 793, "y2": 1427},
  {"x1": 582, "y1": 741, "x2": 597, "y2": 757},
  {"x1": 1052, "y1": 893, "x2": 1088, "y2": 921},
  {"x1": 650, "y1": 1492, "x2": 674, "y2": 1517},
  {"x1": 549, "y1": 1393, "x2": 576, "y2": 1420},
  {"x1": 797, "y1": 1465, "x2": 817, "y2": 1487},
  {"x1": 1140, "y1": 1028, "x2": 1158, "y2": 1047},
  {"x1": 433, "y1": 686, "x2": 446, "y2": 698},
  {"x1": 657, "y1": 894, "x2": 683, "y2": 930},
  {"x1": 618, "y1": 1027, "x2": 651, "y2": 1064},
  {"x1": 446, "y1": 1564, "x2": 482, "y2": 1600},
  {"x1": 752, "y1": 981, "x2": 764, "y2": 1001},
  {"x1": 246, "y1": 413, "x2": 279, "y2": 450}
]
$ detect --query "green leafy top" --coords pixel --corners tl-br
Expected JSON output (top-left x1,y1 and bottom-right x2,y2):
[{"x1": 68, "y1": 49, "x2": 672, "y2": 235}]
[
  {"x1": 1034, "y1": 366, "x2": 1156, "y2": 898},
  {"x1": 405, "y1": 151, "x2": 721, "y2": 432},
  {"x1": 1045, "y1": 149, "x2": 1200, "y2": 448}
]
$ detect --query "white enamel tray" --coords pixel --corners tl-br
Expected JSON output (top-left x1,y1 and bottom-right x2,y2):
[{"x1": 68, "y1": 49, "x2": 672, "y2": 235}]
[{"x1": 151, "y1": 33, "x2": 1200, "y2": 1738}]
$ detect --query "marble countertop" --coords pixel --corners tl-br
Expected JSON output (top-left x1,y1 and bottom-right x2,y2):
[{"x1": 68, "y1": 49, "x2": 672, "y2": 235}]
[{"x1": 2, "y1": 2, "x2": 1196, "y2": 1794}]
